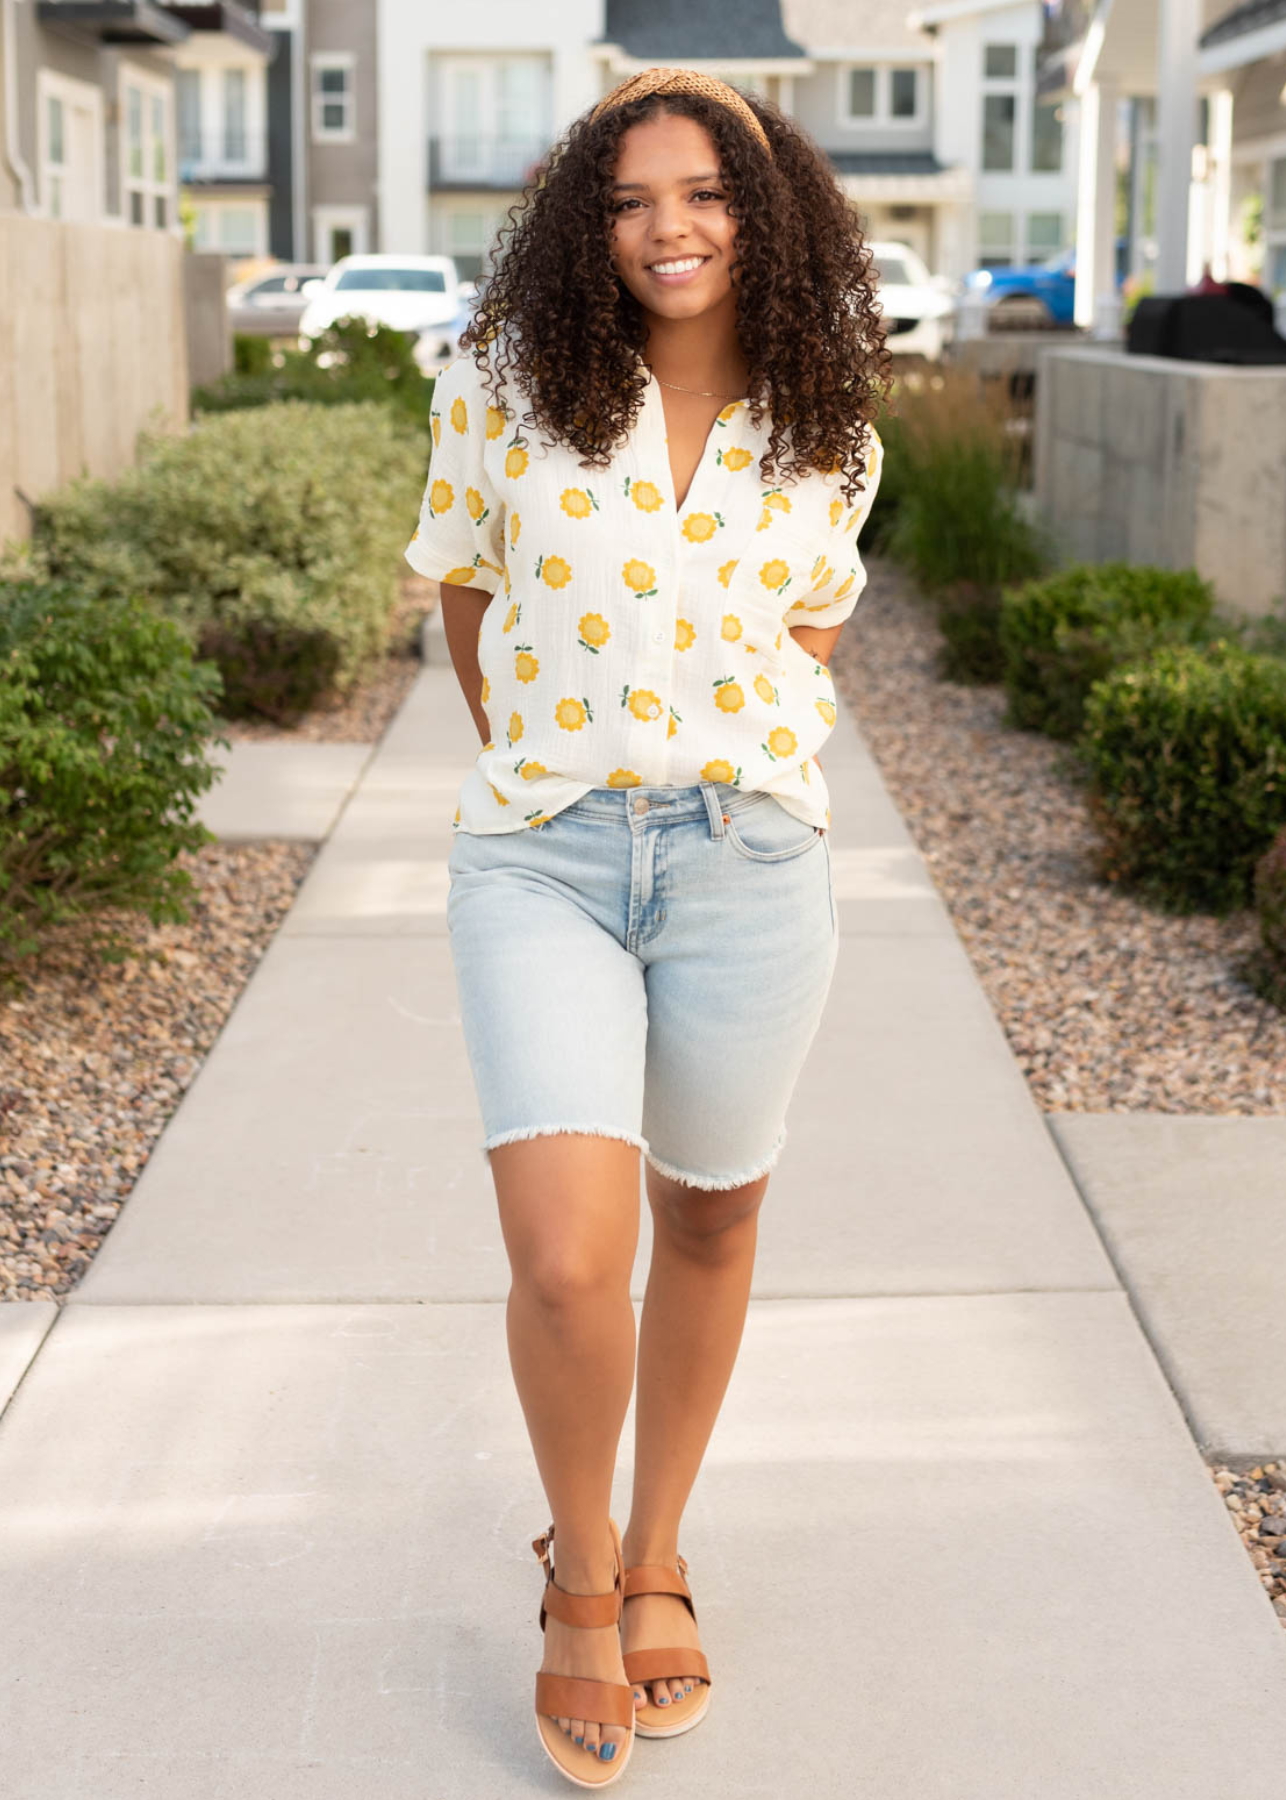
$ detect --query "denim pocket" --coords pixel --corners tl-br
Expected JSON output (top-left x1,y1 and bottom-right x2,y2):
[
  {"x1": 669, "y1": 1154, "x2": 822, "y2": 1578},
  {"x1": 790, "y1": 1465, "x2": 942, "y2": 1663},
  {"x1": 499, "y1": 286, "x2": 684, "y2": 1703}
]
[{"x1": 722, "y1": 795, "x2": 823, "y2": 863}]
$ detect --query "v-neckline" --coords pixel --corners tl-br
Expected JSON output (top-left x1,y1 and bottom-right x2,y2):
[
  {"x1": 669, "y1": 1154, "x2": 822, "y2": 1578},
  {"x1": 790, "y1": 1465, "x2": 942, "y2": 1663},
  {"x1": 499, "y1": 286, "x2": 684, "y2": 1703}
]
[{"x1": 645, "y1": 370, "x2": 741, "y2": 518}]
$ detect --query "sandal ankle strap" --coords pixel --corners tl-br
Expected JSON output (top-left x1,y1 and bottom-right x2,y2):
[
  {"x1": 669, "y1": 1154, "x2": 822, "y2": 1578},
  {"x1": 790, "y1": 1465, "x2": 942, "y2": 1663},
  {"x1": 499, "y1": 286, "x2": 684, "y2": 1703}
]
[{"x1": 532, "y1": 1523, "x2": 624, "y2": 1631}]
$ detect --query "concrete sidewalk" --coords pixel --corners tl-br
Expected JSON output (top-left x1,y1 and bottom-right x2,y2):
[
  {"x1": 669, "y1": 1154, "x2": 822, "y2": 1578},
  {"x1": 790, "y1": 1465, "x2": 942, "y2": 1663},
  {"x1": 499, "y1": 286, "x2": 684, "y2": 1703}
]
[{"x1": 2, "y1": 640, "x2": 1285, "y2": 1796}]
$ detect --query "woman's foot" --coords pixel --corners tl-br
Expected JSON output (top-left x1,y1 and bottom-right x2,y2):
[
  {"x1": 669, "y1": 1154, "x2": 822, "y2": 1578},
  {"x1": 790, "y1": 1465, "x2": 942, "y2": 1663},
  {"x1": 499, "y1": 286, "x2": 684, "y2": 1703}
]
[
  {"x1": 538, "y1": 1537, "x2": 633, "y2": 1763},
  {"x1": 618, "y1": 1553, "x2": 706, "y2": 1712}
]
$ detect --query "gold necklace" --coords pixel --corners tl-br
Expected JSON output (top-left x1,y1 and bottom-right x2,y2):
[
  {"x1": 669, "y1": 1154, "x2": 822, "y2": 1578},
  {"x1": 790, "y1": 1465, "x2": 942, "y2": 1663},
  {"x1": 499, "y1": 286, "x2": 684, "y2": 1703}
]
[{"x1": 649, "y1": 368, "x2": 746, "y2": 401}]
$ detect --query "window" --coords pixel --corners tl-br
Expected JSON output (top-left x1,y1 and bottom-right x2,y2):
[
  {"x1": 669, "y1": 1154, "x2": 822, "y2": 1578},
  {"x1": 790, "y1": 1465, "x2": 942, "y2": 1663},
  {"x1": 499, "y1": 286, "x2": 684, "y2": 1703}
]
[
  {"x1": 193, "y1": 202, "x2": 261, "y2": 255},
  {"x1": 121, "y1": 68, "x2": 171, "y2": 230},
  {"x1": 979, "y1": 210, "x2": 1015, "y2": 267},
  {"x1": 334, "y1": 267, "x2": 447, "y2": 292},
  {"x1": 438, "y1": 57, "x2": 549, "y2": 185},
  {"x1": 1031, "y1": 97, "x2": 1062, "y2": 173},
  {"x1": 446, "y1": 209, "x2": 489, "y2": 281},
  {"x1": 177, "y1": 68, "x2": 201, "y2": 165},
  {"x1": 984, "y1": 45, "x2": 1017, "y2": 79},
  {"x1": 1026, "y1": 211, "x2": 1063, "y2": 259},
  {"x1": 312, "y1": 54, "x2": 354, "y2": 142},
  {"x1": 223, "y1": 69, "x2": 246, "y2": 163},
  {"x1": 46, "y1": 95, "x2": 65, "y2": 216},
  {"x1": 847, "y1": 68, "x2": 876, "y2": 118},
  {"x1": 312, "y1": 204, "x2": 370, "y2": 262},
  {"x1": 983, "y1": 94, "x2": 1015, "y2": 171},
  {"x1": 889, "y1": 69, "x2": 917, "y2": 119},
  {"x1": 841, "y1": 64, "x2": 921, "y2": 126}
]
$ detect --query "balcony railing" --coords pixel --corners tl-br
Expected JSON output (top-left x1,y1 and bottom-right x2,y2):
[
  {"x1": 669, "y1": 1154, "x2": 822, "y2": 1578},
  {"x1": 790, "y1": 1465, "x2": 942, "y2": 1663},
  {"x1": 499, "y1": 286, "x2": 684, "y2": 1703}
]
[
  {"x1": 179, "y1": 129, "x2": 268, "y2": 183},
  {"x1": 428, "y1": 133, "x2": 549, "y2": 190}
]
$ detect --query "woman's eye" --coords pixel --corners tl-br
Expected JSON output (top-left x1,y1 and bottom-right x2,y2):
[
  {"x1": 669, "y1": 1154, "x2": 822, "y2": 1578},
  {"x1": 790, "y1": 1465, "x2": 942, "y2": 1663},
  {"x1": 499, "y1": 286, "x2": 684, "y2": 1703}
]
[{"x1": 693, "y1": 189, "x2": 726, "y2": 202}]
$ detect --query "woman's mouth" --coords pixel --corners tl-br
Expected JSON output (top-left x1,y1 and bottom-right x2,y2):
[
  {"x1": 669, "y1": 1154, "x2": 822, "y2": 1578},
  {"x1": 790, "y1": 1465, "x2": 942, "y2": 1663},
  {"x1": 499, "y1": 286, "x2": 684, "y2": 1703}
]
[{"x1": 646, "y1": 255, "x2": 710, "y2": 285}]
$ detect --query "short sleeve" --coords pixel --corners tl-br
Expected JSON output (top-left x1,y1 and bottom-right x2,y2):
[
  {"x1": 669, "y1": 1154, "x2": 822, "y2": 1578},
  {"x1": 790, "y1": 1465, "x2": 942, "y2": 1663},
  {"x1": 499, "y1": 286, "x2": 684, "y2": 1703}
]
[
  {"x1": 782, "y1": 427, "x2": 883, "y2": 630},
  {"x1": 404, "y1": 355, "x2": 507, "y2": 595}
]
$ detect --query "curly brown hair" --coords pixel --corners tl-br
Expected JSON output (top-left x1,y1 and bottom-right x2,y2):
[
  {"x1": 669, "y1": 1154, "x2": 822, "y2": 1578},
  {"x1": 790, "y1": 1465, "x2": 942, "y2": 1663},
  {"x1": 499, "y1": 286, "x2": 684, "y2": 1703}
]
[{"x1": 460, "y1": 87, "x2": 895, "y2": 507}]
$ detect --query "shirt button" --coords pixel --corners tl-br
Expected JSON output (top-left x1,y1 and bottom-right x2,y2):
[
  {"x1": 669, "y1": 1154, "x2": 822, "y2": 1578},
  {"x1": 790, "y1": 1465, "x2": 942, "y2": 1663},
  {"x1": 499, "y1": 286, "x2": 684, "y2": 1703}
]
[
  {"x1": 633, "y1": 797, "x2": 650, "y2": 814},
  {"x1": 652, "y1": 631, "x2": 665, "y2": 644}
]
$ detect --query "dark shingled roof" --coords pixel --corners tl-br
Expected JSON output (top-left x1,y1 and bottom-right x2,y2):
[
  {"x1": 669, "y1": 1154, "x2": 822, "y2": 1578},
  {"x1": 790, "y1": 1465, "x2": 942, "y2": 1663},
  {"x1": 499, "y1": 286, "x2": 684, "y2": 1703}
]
[
  {"x1": 599, "y1": 0, "x2": 807, "y2": 60},
  {"x1": 827, "y1": 150, "x2": 947, "y2": 176},
  {"x1": 1200, "y1": 0, "x2": 1286, "y2": 46}
]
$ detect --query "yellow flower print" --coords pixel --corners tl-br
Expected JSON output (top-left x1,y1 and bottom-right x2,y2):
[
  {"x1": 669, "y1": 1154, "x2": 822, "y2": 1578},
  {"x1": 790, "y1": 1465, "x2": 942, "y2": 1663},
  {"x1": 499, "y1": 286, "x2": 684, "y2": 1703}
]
[
  {"x1": 713, "y1": 677, "x2": 745, "y2": 713},
  {"x1": 505, "y1": 440, "x2": 529, "y2": 479},
  {"x1": 800, "y1": 760, "x2": 811, "y2": 785},
  {"x1": 466, "y1": 485, "x2": 488, "y2": 523},
  {"x1": 815, "y1": 698, "x2": 837, "y2": 726},
  {"x1": 431, "y1": 415, "x2": 442, "y2": 448},
  {"x1": 578, "y1": 612, "x2": 611, "y2": 653},
  {"x1": 681, "y1": 511, "x2": 723, "y2": 543},
  {"x1": 759, "y1": 558, "x2": 792, "y2": 595},
  {"x1": 503, "y1": 562, "x2": 512, "y2": 596},
  {"x1": 526, "y1": 811, "x2": 555, "y2": 828},
  {"x1": 429, "y1": 478, "x2": 454, "y2": 514},
  {"x1": 775, "y1": 629, "x2": 783, "y2": 650},
  {"x1": 489, "y1": 782, "x2": 510, "y2": 806},
  {"x1": 515, "y1": 759, "x2": 548, "y2": 781},
  {"x1": 622, "y1": 558, "x2": 658, "y2": 597},
  {"x1": 622, "y1": 685, "x2": 665, "y2": 722},
  {"x1": 480, "y1": 676, "x2": 490, "y2": 704},
  {"x1": 453, "y1": 804, "x2": 461, "y2": 823},
  {"x1": 721, "y1": 613, "x2": 743, "y2": 643},
  {"x1": 833, "y1": 572, "x2": 855, "y2": 601},
  {"x1": 717, "y1": 559, "x2": 739, "y2": 589},
  {"x1": 410, "y1": 527, "x2": 419, "y2": 541},
  {"x1": 717, "y1": 446, "x2": 753, "y2": 471},
  {"x1": 701, "y1": 757, "x2": 741, "y2": 784},
  {"x1": 667, "y1": 705, "x2": 681, "y2": 739},
  {"x1": 811, "y1": 559, "x2": 835, "y2": 592},
  {"x1": 829, "y1": 497, "x2": 844, "y2": 527},
  {"x1": 716, "y1": 402, "x2": 738, "y2": 424},
  {"x1": 507, "y1": 710, "x2": 523, "y2": 745},
  {"x1": 754, "y1": 673, "x2": 779, "y2": 706},
  {"x1": 606, "y1": 768, "x2": 642, "y2": 788},
  {"x1": 560, "y1": 487, "x2": 599, "y2": 519},
  {"x1": 502, "y1": 601, "x2": 519, "y2": 633},
  {"x1": 625, "y1": 476, "x2": 664, "y2": 512},
  {"x1": 537, "y1": 552, "x2": 572, "y2": 589},
  {"x1": 675, "y1": 617, "x2": 696, "y2": 652},
  {"x1": 485, "y1": 405, "x2": 506, "y2": 440},
  {"x1": 514, "y1": 644, "x2": 539, "y2": 683},
  {"x1": 442, "y1": 564, "x2": 484, "y2": 585},
  {"x1": 450, "y1": 396, "x2": 468, "y2": 435},
  {"x1": 763, "y1": 725, "x2": 798, "y2": 760},
  {"x1": 555, "y1": 696, "x2": 593, "y2": 731},
  {"x1": 756, "y1": 489, "x2": 792, "y2": 530},
  {"x1": 509, "y1": 512, "x2": 521, "y2": 547}
]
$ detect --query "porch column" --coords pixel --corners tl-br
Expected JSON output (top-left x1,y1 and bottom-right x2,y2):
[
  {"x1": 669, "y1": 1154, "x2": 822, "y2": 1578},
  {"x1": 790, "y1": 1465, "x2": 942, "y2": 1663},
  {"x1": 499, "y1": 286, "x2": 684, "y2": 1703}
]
[
  {"x1": 1154, "y1": 0, "x2": 1201, "y2": 291},
  {"x1": 1208, "y1": 84, "x2": 1234, "y2": 280},
  {"x1": 1074, "y1": 77, "x2": 1120, "y2": 331}
]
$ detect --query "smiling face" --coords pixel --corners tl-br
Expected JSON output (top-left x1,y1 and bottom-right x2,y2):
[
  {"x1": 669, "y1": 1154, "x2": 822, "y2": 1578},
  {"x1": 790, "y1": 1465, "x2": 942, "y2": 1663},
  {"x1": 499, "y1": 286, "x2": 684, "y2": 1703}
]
[{"x1": 608, "y1": 111, "x2": 740, "y2": 323}]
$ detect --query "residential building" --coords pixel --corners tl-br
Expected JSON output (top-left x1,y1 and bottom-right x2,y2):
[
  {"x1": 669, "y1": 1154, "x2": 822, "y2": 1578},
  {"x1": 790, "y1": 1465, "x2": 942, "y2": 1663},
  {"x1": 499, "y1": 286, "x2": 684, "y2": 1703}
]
[
  {"x1": 0, "y1": 0, "x2": 273, "y2": 240},
  {"x1": 172, "y1": 2, "x2": 277, "y2": 257},
  {"x1": 1037, "y1": 0, "x2": 1286, "y2": 323},
  {"x1": 377, "y1": 0, "x2": 602, "y2": 269}
]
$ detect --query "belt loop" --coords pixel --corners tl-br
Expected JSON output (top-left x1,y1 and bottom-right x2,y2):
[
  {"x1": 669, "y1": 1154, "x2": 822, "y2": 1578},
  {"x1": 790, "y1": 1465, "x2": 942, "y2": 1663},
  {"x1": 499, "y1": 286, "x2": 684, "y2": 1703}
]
[{"x1": 699, "y1": 782, "x2": 726, "y2": 839}]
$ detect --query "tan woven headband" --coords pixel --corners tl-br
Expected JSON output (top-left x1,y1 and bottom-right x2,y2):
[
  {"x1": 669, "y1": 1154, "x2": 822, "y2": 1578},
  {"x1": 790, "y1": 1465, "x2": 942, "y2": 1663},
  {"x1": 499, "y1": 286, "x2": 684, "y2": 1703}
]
[{"x1": 589, "y1": 67, "x2": 772, "y2": 158}]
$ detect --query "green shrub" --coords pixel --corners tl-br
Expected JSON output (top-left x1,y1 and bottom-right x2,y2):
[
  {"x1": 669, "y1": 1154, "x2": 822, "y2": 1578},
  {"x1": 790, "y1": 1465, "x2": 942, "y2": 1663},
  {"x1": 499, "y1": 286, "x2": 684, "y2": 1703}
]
[
  {"x1": 233, "y1": 332, "x2": 275, "y2": 376},
  {"x1": 999, "y1": 562, "x2": 1218, "y2": 739},
  {"x1": 1248, "y1": 829, "x2": 1286, "y2": 1010},
  {"x1": 863, "y1": 410, "x2": 907, "y2": 555},
  {"x1": 196, "y1": 317, "x2": 435, "y2": 432},
  {"x1": 1077, "y1": 642, "x2": 1286, "y2": 913},
  {"x1": 29, "y1": 401, "x2": 426, "y2": 724},
  {"x1": 880, "y1": 368, "x2": 1053, "y2": 682},
  {"x1": 0, "y1": 578, "x2": 227, "y2": 966}
]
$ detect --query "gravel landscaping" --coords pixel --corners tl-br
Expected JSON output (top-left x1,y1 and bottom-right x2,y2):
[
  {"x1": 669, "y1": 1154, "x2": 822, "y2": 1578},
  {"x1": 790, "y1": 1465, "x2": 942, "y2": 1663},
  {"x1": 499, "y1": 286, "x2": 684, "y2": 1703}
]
[
  {"x1": 0, "y1": 840, "x2": 314, "y2": 1303},
  {"x1": 1215, "y1": 1462, "x2": 1286, "y2": 1626},
  {"x1": 829, "y1": 557, "x2": 1286, "y2": 1115}
]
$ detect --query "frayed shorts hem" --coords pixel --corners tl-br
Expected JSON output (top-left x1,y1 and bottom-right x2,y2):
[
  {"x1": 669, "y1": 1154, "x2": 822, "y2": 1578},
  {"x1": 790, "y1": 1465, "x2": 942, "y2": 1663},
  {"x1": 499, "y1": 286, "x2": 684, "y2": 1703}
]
[{"x1": 480, "y1": 1123, "x2": 788, "y2": 1191}]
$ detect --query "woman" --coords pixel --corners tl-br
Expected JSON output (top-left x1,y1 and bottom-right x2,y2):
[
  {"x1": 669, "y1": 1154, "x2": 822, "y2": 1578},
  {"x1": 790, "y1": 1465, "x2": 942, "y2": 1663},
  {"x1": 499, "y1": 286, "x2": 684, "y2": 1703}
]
[{"x1": 406, "y1": 66, "x2": 892, "y2": 1788}]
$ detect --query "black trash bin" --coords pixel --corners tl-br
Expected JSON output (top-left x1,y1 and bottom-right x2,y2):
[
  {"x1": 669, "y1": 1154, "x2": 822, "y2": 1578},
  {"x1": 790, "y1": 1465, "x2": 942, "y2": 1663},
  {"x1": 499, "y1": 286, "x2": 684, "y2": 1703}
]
[{"x1": 1127, "y1": 289, "x2": 1286, "y2": 364}]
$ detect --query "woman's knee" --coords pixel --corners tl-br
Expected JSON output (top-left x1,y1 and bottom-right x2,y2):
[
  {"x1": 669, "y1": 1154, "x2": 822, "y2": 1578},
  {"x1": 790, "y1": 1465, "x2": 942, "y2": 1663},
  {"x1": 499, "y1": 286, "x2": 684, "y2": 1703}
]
[{"x1": 647, "y1": 1168, "x2": 768, "y2": 1248}]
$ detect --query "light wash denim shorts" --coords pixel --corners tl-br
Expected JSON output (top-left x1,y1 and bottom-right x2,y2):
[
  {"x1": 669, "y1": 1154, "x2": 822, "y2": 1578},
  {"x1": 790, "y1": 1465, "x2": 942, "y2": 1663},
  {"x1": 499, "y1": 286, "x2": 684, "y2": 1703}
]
[{"x1": 445, "y1": 780, "x2": 839, "y2": 1190}]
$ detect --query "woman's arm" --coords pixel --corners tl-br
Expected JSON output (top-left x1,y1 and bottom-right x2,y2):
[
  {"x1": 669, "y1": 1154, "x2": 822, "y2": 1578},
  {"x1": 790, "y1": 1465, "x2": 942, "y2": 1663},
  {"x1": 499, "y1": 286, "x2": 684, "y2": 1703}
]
[
  {"x1": 786, "y1": 621, "x2": 843, "y2": 668},
  {"x1": 439, "y1": 580, "x2": 494, "y2": 745}
]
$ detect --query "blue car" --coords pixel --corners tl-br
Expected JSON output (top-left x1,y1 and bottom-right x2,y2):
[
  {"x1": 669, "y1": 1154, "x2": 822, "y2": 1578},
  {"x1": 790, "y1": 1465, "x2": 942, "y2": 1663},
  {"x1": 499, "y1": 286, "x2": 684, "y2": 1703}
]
[{"x1": 961, "y1": 241, "x2": 1128, "y2": 325}]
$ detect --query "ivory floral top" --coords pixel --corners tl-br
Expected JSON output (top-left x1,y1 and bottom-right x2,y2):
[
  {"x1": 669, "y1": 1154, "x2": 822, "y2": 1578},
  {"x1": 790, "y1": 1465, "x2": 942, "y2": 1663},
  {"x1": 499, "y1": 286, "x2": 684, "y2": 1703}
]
[{"x1": 405, "y1": 348, "x2": 883, "y2": 835}]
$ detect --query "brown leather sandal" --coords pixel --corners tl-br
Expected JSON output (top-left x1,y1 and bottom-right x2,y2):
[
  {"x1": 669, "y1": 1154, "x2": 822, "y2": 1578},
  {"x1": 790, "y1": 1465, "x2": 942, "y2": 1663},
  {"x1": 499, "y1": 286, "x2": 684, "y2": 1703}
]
[
  {"x1": 621, "y1": 1554, "x2": 712, "y2": 1738},
  {"x1": 532, "y1": 1518, "x2": 637, "y2": 1788}
]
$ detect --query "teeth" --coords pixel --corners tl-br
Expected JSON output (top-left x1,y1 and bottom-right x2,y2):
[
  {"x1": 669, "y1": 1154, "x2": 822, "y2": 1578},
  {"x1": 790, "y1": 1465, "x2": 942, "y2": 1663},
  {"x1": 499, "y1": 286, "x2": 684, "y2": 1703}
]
[{"x1": 651, "y1": 257, "x2": 705, "y2": 275}]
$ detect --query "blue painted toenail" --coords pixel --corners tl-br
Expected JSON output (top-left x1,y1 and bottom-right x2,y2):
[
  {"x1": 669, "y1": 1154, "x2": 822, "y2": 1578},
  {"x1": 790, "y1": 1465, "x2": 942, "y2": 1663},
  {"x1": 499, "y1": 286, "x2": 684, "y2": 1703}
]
[
  {"x1": 657, "y1": 1693, "x2": 670, "y2": 1704},
  {"x1": 600, "y1": 1743, "x2": 616, "y2": 1761},
  {"x1": 574, "y1": 1736, "x2": 583, "y2": 1745}
]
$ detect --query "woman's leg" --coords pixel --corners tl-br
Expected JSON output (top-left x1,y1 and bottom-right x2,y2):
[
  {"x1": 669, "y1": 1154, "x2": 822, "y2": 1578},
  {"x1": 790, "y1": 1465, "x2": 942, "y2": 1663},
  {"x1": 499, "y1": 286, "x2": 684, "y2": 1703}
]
[
  {"x1": 621, "y1": 1162, "x2": 770, "y2": 1708},
  {"x1": 491, "y1": 1130, "x2": 641, "y2": 1761}
]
